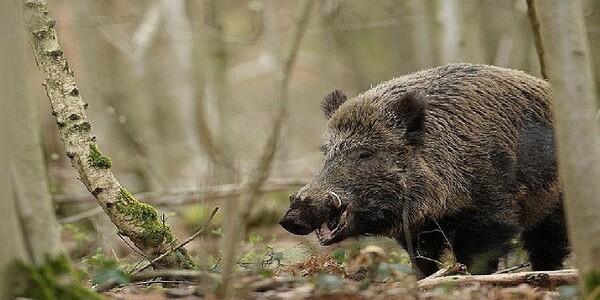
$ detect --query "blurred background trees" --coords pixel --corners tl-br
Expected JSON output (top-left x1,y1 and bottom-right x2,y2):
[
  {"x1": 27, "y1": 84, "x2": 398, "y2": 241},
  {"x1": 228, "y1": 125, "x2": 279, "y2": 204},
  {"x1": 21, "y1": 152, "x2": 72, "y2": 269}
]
[{"x1": 41, "y1": 0, "x2": 600, "y2": 194}]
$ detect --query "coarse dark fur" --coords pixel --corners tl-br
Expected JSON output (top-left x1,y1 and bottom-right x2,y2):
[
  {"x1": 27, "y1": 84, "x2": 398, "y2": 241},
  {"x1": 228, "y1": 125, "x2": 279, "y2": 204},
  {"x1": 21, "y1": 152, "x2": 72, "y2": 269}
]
[{"x1": 279, "y1": 63, "x2": 570, "y2": 278}]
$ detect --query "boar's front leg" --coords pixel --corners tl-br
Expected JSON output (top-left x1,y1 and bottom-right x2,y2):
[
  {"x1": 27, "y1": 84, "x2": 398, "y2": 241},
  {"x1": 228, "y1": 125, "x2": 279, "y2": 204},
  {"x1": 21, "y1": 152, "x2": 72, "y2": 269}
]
[{"x1": 398, "y1": 221, "x2": 448, "y2": 279}]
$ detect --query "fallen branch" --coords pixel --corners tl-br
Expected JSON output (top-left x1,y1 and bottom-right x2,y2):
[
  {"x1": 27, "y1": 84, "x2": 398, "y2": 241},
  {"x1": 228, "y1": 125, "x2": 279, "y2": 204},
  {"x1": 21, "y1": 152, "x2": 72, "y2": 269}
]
[
  {"x1": 53, "y1": 178, "x2": 307, "y2": 205},
  {"x1": 418, "y1": 269, "x2": 579, "y2": 290}
]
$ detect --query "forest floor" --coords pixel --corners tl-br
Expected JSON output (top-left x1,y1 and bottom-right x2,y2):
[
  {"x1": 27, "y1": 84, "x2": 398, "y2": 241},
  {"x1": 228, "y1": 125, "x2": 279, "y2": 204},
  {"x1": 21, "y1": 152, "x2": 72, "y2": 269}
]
[{"x1": 62, "y1": 214, "x2": 579, "y2": 300}]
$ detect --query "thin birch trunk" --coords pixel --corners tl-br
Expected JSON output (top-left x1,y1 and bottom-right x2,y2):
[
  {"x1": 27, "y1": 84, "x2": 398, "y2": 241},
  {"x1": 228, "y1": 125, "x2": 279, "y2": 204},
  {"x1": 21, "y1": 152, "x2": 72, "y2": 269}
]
[
  {"x1": 438, "y1": 0, "x2": 486, "y2": 64},
  {"x1": 410, "y1": 0, "x2": 441, "y2": 68},
  {"x1": 128, "y1": 1, "x2": 170, "y2": 190},
  {"x1": 162, "y1": 0, "x2": 201, "y2": 162},
  {"x1": 218, "y1": 1, "x2": 315, "y2": 297}
]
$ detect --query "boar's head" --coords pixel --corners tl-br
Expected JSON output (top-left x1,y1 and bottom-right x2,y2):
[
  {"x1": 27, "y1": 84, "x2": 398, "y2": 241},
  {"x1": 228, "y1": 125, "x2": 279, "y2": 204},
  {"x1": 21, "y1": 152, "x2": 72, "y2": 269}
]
[{"x1": 280, "y1": 90, "x2": 427, "y2": 245}]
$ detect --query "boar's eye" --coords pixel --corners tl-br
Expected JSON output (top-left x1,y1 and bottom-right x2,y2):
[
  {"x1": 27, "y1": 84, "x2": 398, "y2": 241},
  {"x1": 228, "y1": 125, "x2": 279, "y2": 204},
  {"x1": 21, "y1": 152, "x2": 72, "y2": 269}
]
[{"x1": 358, "y1": 149, "x2": 374, "y2": 160}]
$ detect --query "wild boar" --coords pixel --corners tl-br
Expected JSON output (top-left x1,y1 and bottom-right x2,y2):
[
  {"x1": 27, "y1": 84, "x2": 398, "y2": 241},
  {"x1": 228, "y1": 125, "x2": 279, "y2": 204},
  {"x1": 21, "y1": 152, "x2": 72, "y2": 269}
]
[{"x1": 279, "y1": 63, "x2": 569, "y2": 278}]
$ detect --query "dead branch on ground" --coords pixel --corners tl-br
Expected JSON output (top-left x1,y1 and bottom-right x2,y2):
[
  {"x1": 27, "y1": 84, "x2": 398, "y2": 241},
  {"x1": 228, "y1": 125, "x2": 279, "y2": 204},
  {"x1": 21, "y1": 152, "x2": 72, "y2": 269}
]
[{"x1": 418, "y1": 269, "x2": 578, "y2": 290}]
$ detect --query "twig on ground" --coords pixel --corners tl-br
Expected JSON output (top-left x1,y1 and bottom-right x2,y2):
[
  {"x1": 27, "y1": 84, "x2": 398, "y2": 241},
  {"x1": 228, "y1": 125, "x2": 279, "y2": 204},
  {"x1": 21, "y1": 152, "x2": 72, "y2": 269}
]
[
  {"x1": 94, "y1": 269, "x2": 213, "y2": 292},
  {"x1": 131, "y1": 206, "x2": 219, "y2": 274},
  {"x1": 421, "y1": 263, "x2": 469, "y2": 281},
  {"x1": 117, "y1": 233, "x2": 150, "y2": 260},
  {"x1": 128, "y1": 280, "x2": 195, "y2": 286},
  {"x1": 494, "y1": 262, "x2": 531, "y2": 274}
]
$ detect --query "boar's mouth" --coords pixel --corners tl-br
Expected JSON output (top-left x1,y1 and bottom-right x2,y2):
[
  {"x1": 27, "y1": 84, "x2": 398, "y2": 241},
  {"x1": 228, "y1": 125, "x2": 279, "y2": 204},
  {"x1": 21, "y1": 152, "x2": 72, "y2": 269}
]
[{"x1": 315, "y1": 202, "x2": 353, "y2": 245}]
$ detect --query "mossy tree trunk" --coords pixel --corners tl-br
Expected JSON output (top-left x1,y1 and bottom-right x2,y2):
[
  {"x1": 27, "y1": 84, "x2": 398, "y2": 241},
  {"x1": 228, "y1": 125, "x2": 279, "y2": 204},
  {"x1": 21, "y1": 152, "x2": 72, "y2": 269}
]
[
  {"x1": 534, "y1": 0, "x2": 600, "y2": 297},
  {"x1": 22, "y1": 0, "x2": 195, "y2": 269}
]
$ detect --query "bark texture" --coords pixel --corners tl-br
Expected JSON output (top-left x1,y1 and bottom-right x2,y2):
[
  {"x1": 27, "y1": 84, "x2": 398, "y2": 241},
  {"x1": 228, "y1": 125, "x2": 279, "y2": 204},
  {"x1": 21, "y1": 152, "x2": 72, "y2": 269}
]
[
  {"x1": 534, "y1": 0, "x2": 600, "y2": 296},
  {"x1": 22, "y1": 0, "x2": 195, "y2": 269}
]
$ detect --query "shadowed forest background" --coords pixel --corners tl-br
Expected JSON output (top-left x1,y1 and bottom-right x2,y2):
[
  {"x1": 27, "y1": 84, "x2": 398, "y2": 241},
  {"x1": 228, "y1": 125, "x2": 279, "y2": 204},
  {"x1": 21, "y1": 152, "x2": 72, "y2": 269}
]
[{"x1": 2, "y1": 0, "x2": 600, "y2": 299}]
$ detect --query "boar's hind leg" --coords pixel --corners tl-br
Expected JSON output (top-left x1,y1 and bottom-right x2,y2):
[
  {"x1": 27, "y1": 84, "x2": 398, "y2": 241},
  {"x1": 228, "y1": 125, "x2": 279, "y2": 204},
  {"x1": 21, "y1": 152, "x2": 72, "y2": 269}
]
[
  {"x1": 522, "y1": 202, "x2": 570, "y2": 270},
  {"x1": 453, "y1": 215, "x2": 519, "y2": 275}
]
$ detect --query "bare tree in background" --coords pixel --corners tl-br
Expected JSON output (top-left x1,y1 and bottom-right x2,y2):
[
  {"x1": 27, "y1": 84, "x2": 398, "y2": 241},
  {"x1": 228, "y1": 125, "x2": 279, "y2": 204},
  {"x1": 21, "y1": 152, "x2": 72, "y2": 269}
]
[
  {"x1": 218, "y1": 0, "x2": 315, "y2": 297},
  {"x1": 438, "y1": 0, "x2": 485, "y2": 64},
  {"x1": 410, "y1": 0, "x2": 441, "y2": 69},
  {"x1": 534, "y1": 0, "x2": 600, "y2": 297},
  {"x1": 0, "y1": 0, "x2": 62, "y2": 297},
  {"x1": 126, "y1": 1, "x2": 168, "y2": 190},
  {"x1": 11, "y1": 6, "x2": 63, "y2": 266},
  {"x1": 319, "y1": 0, "x2": 370, "y2": 92},
  {"x1": 162, "y1": 0, "x2": 202, "y2": 163},
  {"x1": 0, "y1": 5, "x2": 33, "y2": 298},
  {"x1": 493, "y1": 1, "x2": 529, "y2": 70}
]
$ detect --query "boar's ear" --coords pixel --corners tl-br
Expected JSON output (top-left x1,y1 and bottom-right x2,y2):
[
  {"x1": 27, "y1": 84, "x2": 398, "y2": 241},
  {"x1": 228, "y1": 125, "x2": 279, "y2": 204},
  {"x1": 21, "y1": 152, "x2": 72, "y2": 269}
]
[
  {"x1": 322, "y1": 90, "x2": 348, "y2": 119},
  {"x1": 391, "y1": 92, "x2": 427, "y2": 144}
]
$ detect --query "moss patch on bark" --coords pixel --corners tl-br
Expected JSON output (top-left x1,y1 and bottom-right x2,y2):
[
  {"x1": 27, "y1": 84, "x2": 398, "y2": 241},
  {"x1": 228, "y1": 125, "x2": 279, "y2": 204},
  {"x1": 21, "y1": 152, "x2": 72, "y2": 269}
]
[{"x1": 88, "y1": 143, "x2": 111, "y2": 169}]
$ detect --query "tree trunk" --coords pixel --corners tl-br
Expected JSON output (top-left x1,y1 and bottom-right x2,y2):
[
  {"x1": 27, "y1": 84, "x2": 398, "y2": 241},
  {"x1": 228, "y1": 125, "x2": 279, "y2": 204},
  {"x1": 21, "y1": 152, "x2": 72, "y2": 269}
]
[
  {"x1": 438, "y1": 0, "x2": 486, "y2": 64},
  {"x1": 0, "y1": 80, "x2": 29, "y2": 300},
  {"x1": 534, "y1": 0, "x2": 600, "y2": 296},
  {"x1": 127, "y1": 1, "x2": 170, "y2": 190},
  {"x1": 410, "y1": 0, "x2": 441, "y2": 69},
  {"x1": 162, "y1": 0, "x2": 202, "y2": 164},
  {"x1": 22, "y1": 0, "x2": 195, "y2": 269},
  {"x1": 11, "y1": 0, "x2": 62, "y2": 265},
  {"x1": 0, "y1": 1, "x2": 52, "y2": 298}
]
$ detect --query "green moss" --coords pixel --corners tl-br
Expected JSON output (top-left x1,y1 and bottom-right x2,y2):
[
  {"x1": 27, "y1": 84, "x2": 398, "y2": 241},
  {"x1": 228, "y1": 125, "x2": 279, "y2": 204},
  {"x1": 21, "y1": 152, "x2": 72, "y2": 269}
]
[
  {"x1": 116, "y1": 188, "x2": 198, "y2": 269},
  {"x1": 89, "y1": 143, "x2": 111, "y2": 169},
  {"x1": 116, "y1": 188, "x2": 173, "y2": 246},
  {"x1": 584, "y1": 270, "x2": 600, "y2": 296},
  {"x1": 10, "y1": 255, "x2": 106, "y2": 300},
  {"x1": 118, "y1": 187, "x2": 135, "y2": 204}
]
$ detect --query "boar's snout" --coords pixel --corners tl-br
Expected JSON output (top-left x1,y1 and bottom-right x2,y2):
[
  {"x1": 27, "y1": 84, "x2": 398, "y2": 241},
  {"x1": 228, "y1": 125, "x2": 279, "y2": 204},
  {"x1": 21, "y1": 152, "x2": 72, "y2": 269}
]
[
  {"x1": 279, "y1": 193, "x2": 316, "y2": 235},
  {"x1": 279, "y1": 209, "x2": 313, "y2": 235},
  {"x1": 279, "y1": 192, "x2": 324, "y2": 235}
]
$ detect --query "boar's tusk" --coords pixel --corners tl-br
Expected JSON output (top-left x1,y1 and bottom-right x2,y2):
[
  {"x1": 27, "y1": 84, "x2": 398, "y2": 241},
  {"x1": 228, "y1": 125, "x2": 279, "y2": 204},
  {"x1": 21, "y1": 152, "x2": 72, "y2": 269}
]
[{"x1": 329, "y1": 191, "x2": 342, "y2": 208}]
